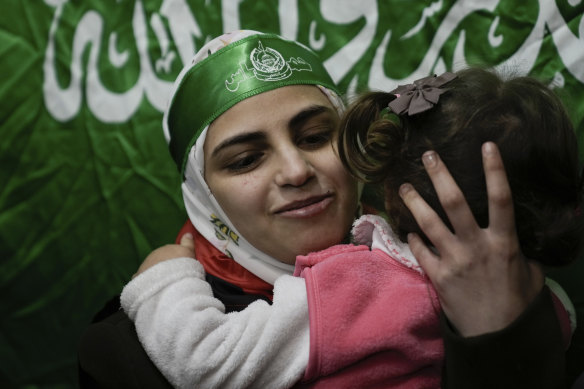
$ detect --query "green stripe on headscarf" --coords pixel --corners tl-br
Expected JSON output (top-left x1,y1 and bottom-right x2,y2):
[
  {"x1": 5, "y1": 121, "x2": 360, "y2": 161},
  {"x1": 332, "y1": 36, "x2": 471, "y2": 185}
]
[{"x1": 167, "y1": 33, "x2": 339, "y2": 175}]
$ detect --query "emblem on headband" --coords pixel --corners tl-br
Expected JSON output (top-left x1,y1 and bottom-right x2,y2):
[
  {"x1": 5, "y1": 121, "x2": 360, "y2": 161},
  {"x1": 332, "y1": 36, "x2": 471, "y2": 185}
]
[{"x1": 225, "y1": 41, "x2": 313, "y2": 92}]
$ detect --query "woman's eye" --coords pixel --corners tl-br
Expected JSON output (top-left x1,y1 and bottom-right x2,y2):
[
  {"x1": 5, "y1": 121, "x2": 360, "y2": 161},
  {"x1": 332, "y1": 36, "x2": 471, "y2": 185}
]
[
  {"x1": 298, "y1": 130, "x2": 333, "y2": 149},
  {"x1": 225, "y1": 153, "x2": 263, "y2": 172}
]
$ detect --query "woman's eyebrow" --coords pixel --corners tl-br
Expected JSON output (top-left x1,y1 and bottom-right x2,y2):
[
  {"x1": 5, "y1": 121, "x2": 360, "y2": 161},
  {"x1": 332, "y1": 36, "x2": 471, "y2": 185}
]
[
  {"x1": 288, "y1": 105, "x2": 334, "y2": 130},
  {"x1": 210, "y1": 131, "x2": 266, "y2": 158}
]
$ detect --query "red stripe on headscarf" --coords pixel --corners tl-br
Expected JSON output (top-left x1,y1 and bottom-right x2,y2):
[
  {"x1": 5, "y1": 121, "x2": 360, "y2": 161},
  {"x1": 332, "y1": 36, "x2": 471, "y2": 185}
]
[{"x1": 176, "y1": 220, "x2": 274, "y2": 300}]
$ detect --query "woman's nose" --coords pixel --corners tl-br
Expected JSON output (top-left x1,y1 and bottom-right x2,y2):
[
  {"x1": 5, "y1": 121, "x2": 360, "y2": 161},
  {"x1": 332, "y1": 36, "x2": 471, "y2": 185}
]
[{"x1": 274, "y1": 149, "x2": 315, "y2": 187}]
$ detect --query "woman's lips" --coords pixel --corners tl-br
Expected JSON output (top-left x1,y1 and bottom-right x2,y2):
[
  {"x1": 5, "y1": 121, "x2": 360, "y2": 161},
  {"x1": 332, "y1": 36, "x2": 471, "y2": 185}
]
[{"x1": 275, "y1": 195, "x2": 334, "y2": 218}]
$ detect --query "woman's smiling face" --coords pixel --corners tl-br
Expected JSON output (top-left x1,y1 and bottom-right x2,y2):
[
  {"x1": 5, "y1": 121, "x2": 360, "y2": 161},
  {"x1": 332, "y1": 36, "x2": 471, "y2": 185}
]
[{"x1": 204, "y1": 85, "x2": 359, "y2": 265}]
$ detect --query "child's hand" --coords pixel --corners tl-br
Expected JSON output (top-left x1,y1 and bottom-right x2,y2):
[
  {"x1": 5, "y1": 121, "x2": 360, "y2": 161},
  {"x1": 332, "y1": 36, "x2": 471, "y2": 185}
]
[
  {"x1": 400, "y1": 142, "x2": 545, "y2": 337},
  {"x1": 133, "y1": 233, "x2": 196, "y2": 278}
]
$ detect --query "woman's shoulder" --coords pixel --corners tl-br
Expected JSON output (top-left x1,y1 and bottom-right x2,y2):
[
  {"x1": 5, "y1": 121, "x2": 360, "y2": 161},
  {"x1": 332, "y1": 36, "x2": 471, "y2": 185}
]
[{"x1": 77, "y1": 299, "x2": 173, "y2": 388}]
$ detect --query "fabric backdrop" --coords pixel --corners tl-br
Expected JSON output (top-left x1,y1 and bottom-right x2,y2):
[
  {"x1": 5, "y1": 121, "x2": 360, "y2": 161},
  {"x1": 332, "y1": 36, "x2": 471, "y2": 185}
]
[{"x1": 1, "y1": 1, "x2": 584, "y2": 387}]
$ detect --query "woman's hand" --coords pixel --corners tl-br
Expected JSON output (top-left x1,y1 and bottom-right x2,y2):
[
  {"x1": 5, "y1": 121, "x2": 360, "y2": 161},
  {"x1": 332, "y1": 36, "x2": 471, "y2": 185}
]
[
  {"x1": 133, "y1": 233, "x2": 196, "y2": 278},
  {"x1": 400, "y1": 142, "x2": 545, "y2": 337}
]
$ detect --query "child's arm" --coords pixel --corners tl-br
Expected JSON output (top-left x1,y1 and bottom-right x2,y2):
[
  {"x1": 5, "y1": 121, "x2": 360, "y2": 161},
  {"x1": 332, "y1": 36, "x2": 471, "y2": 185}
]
[{"x1": 120, "y1": 254, "x2": 309, "y2": 389}]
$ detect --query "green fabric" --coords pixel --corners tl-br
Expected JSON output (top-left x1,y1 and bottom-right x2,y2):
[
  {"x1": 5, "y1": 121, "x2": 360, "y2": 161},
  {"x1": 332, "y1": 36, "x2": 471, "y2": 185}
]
[
  {"x1": 1, "y1": 1, "x2": 584, "y2": 387},
  {"x1": 167, "y1": 34, "x2": 338, "y2": 174}
]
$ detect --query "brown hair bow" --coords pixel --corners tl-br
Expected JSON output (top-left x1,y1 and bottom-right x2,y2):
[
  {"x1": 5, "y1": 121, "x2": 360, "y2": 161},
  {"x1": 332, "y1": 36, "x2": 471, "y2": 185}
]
[{"x1": 388, "y1": 72, "x2": 457, "y2": 116}]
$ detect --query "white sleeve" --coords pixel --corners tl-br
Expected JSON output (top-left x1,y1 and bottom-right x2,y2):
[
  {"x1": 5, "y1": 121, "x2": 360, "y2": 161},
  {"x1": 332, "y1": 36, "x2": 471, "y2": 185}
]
[{"x1": 120, "y1": 257, "x2": 309, "y2": 389}]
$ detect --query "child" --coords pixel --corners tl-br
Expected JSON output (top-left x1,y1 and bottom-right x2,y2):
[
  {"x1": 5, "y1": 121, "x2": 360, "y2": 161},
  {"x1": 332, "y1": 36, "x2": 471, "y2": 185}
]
[
  {"x1": 121, "y1": 68, "x2": 580, "y2": 388},
  {"x1": 340, "y1": 69, "x2": 583, "y2": 269}
]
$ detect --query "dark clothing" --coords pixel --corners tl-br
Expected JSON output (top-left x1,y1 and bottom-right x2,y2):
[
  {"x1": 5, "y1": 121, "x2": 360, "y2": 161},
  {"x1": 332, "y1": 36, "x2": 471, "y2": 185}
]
[
  {"x1": 440, "y1": 287, "x2": 567, "y2": 389},
  {"x1": 78, "y1": 306, "x2": 170, "y2": 389}
]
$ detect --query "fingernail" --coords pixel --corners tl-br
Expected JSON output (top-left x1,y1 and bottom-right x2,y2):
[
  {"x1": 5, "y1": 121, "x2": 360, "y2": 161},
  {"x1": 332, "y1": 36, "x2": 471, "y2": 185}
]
[
  {"x1": 183, "y1": 232, "x2": 193, "y2": 240},
  {"x1": 399, "y1": 183, "x2": 413, "y2": 197},
  {"x1": 422, "y1": 151, "x2": 438, "y2": 168},
  {"x1": 483, "y1": 142, "x2": 495, "y2": 156}
]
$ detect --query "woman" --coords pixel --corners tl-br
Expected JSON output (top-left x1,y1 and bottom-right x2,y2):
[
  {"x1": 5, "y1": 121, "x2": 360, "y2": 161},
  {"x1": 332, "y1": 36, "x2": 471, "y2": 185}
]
[{"x1": 78, "y1": 31, "x2": 566, "y2": 388}]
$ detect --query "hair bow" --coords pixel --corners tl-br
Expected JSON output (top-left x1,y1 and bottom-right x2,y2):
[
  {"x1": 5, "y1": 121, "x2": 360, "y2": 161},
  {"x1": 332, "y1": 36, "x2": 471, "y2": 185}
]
[{"x1": 388, "y1": 72, "x2": 457, "y2": 116}]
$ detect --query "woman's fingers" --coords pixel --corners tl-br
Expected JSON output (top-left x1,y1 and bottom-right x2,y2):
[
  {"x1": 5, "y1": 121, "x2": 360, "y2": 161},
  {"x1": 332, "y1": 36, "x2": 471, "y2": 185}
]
[
  {"x1": 399, "y1": 182, "x2": 453, "y2": 253},
  {"x1": 407, "y1": 232, "x2": 441, "y2": 278},
  {"x1": 402, "y1": 143, "x2": 545, "y2": 336},
  {"x1": 400, "y1": 183, "x2": 448, "y2": 285},
  {"x1": 482, "y1": 142, "x2": 516, "y2": 237},
  {"x1": 420, "y1": 151, "x2": 477, "y2": 238}
]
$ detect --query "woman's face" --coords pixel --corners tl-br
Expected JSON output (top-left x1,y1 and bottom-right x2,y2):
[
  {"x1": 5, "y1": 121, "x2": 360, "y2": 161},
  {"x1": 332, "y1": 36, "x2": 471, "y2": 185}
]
[{"x1": 204, "y1": 85, "x2": 359, "y2": 265}]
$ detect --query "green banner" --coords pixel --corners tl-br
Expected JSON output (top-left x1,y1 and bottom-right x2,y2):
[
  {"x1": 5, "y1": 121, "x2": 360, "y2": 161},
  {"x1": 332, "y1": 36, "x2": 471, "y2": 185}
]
[{"x1": 1, "y1": 0, "x2": 584, "y2": 387}]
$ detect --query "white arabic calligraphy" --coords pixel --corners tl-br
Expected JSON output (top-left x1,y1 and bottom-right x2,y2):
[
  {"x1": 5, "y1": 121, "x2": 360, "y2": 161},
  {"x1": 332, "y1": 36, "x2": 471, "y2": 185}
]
[
  {"x1": 42, "y1": 0, "x2": 584, "y2": 123},
  {"x1": 369, "y1": 0, "x2": 584, "y2": 88}
]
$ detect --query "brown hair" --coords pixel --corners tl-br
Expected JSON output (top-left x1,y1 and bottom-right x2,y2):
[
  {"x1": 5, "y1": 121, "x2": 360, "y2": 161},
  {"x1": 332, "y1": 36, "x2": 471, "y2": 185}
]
[{"x1": 339, "y1": 67, "x2": 584, "y2": 266}]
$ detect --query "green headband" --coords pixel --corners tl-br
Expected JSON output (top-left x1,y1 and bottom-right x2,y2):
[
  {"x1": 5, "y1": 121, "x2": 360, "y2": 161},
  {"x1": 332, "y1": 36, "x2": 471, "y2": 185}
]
[{"x1": 167, "y1": 34, "x2": 340, "y2": 175}]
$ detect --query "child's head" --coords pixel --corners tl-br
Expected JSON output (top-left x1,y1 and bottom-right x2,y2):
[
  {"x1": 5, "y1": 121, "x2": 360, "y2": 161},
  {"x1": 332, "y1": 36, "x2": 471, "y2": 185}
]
[{"x1": 339, "y1": 67, "x2": 584, "y2": 266}]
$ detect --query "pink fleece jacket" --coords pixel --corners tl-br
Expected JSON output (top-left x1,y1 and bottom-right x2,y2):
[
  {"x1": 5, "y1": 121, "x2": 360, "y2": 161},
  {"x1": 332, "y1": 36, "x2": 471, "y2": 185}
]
[
  {"x1": 293, "y1": 214, "x2": 575, "y2": 388},
  {"x1": 294, "y1": 216, "x2": 443, "y2": 388}
]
